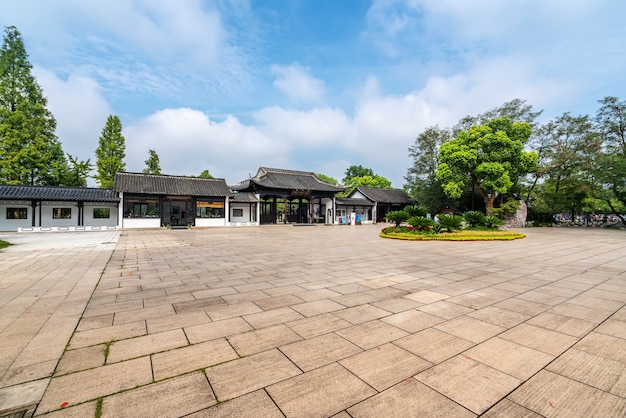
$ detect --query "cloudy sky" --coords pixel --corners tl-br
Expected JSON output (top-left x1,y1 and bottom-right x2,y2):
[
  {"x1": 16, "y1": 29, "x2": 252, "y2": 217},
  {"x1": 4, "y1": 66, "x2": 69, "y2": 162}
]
[{"x1": 2, "y1": 0, "x2": 625, "y2": 187}]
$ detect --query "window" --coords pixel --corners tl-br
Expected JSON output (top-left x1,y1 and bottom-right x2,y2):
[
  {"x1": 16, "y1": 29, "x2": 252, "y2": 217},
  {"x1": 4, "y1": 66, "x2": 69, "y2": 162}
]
[
  {"x1": 7, "y1": 208, "x2": 27, "y2": 219},
  {"x1": 123, "y1": 197, "x2": 159, "y2": 218},
  {"x1": 197, "y1": 200, "x2": 224, "y2": 218},
  {"x1": 53, "y1": 208, "x2": 72, "y2": 219},
  {"x1": 232, "y1": 208, "x2": 243, "y2": 217},
  {"x1": 93, "y1": 208, "x2": 110, "y2": 219}
]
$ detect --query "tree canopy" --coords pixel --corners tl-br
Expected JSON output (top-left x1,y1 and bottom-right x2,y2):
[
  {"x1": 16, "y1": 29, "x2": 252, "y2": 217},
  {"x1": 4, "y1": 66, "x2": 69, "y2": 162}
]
[
  {"x1": 404, "y1": 126, "x2": 453, "y2": 212},
  {"x1": 589, "y1": 96, "x2": 626, "y2": 222},
  {"x1": 340, "y1": 165, "x2": 391, "y2": 197},
  {"x1": 0, "y1": 25, "x2": 69, "y2": 185},
  {"x1": 343, "y1": 165, "x2": 374, "y2": 184},
  {"x1": 316, "y1": 173, "x2": 340, "y2": 185},
  {"x1": 95, "y1": 115, "x2": 126, "y2": 188},
  {"x1": 198, "y1": 169, "x2": 213, "y2": 179},
  {"x1": 143, "y1": 149, "x2": 161, "y2": 175},
  {"x1": 437, "y1": 117, "x2": 537, "y2": 215}
]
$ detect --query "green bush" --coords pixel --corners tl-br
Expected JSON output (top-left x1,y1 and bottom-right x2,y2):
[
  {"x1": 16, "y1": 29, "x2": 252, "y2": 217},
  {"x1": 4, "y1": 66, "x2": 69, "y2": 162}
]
[
  {"x1": 437, "y1": 214, "x2": 463, "y2": 232},
  {"x1": 490, "y1": 199, "x2": 520, "y2": 218},
  {"x1": 404, "y1": 205, "x2": 428, "y2": 217},
  {"x1": 463, "y1": 211, "x2": 486, "y2": 228},
  {"x1": 406, "y1": 216, "x2": 436, "y2": 230},
  {"x1": 484, "y1": 215, "x2": 503, "y2": 229},
  {"x1": 385, "y1": 210, "x2": 409, "y2": 227}
]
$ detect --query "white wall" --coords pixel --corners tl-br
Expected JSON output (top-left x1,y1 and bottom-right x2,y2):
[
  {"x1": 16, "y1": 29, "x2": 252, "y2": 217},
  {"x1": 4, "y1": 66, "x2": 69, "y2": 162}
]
[
  {"x1": 230, "y1": 204, "x2": 252, "y2": 222},
  {"x1": 0, "y1": 204, "x2": 32, "y2": 232},
  {"x1": 121, "y1": 218, "x2": 161, "y2": 229},
  {"x1": 40, "y1": 204, "x2": 78, "y2": 227},
  {"x1": 83, "y1": 204, "x2": 118, "y2": 227},
  {"x1": 1, "y1": 202, "x2": 120, "y2": 232},
  {"x1": 196, "y1": 217, "x2": 227, "y2": 227}
]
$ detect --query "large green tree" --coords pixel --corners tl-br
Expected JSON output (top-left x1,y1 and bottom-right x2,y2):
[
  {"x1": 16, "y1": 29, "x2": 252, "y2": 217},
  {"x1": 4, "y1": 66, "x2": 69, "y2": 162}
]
[
  {"x1": 404, "y1": 126, "x2": 455, "y2": 212},
  {"x1": 536, "y1": 113, "x2": 596, "y2": 215},
  {"x1": 60, "y1": 154, "x2": 93, "y2": 187},
  {"x1": 591, "y1": 96, "x2": 626, "y2": 222},
  {"x1": 343, "y1": 165, "x2": 374, "y2": 184},
  {"x1": 454, "y1": 98, "x2": 543, "y2": 135},
  {"x1": 0, "y1": 25, "x2": 67, "y2": 185},
  {"x1": 437, "y1": 117, "x2": 538, "y2": 215},
  {"x1": 340, "y1": 165, "x2": 391, "y2": 197},
  {"x1": 95, "y1": 115, "x2": 126, "y2": 188},
  {"x1": 142, "y1": 149, "x2": 161, "y2": 175}
]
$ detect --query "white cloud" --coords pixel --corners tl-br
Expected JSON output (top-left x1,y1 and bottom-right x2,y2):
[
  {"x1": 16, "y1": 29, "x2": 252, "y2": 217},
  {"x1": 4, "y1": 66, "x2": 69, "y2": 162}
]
[
  {"x1": 124, "y1": 108, "x2": 279, "y2": 181},
  {"x1": 253, "y1": 106, "x2": 352, "y2": 148},
  {"x1": 1, "y1": 0, "x2": 254, "y2": 106},
  {"x1": 34, "y1": 68, "x2": 112, "y2": 162},
  {"x1": 271, "y1": 64, "x2": 325, "y2": 103}
]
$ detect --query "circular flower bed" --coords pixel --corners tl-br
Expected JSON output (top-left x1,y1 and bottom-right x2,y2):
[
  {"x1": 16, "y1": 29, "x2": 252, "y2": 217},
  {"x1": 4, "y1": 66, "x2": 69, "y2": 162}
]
[{"x1": 380, "y1": 227, "x2": 525, "y2": 241}]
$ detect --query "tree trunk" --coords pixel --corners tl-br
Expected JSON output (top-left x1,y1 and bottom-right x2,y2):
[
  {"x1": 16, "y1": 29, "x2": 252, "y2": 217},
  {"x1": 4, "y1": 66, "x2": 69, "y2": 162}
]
[
  {"x1": 485, "y1": 196, "x2": 495, "y2": 216},
  {"x1": 474, "y1": 179, "x2": 496, "y2": 216}
]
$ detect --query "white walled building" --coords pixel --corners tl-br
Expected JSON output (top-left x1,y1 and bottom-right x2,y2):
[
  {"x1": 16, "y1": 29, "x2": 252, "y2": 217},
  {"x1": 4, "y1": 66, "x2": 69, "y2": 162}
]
[{"x1": 0, "y1": 185, "x2": 119, "y2": 232}]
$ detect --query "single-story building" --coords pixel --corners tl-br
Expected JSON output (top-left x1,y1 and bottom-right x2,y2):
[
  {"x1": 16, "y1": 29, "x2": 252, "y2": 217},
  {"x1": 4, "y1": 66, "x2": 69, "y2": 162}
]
[
  {"x1": 229, "y1": 191, "x2": 259, "y2": 226},
  {"x1": 115, "y1": 172, "x2": 238, "y2": 228},
  {"x1": 0, "y1": 185, "x2": 119, "y2": 232},
  {"x1": 346, "y1": 187, "x2": 413, "y2": 223},
  {"x1": 232, "y1": 167, "x2": 346, "y2": 225},
  {"x1": 334, "y1": 197, "x2": 375, "y2": 224}
]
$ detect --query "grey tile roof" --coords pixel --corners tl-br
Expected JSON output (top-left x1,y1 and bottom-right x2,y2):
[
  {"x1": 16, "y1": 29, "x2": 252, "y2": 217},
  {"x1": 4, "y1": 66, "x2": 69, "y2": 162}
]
[
  {"x1": 351, "y1": 187, "x2": 412, "y2": 205},
  {"x1": 230, "y1": 192, "x2": 259, "y2": 203},
  {"x1": 114, "y1": 173, "x2": 231, "y2": 197},
  {"x1": 335, "y1": 197, "x2": 375, "y2": 206},
  {"x1": 232, "y1": 167, "x2": 345, "y2": 193},
  {"x1": 0, "y1": 185, "x2": 119, "y2": 202}
]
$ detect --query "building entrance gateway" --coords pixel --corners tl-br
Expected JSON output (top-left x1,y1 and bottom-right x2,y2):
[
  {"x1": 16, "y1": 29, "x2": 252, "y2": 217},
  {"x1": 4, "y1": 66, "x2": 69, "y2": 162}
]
[
  {"x1": 163, "y1": 197, "x2": 194, "y2": 227},
  {"x1": 232, "y1": 167, "x2": 346, "y2": 225}
]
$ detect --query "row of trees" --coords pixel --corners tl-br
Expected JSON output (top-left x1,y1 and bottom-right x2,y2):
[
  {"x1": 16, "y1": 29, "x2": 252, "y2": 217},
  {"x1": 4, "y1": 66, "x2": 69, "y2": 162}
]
[
  {"x1": 0, "y1": 26, "x2": 211, "y2": 188},
  {"x1": 404, "y1": 98, "x2": 626, "y2": 223}
]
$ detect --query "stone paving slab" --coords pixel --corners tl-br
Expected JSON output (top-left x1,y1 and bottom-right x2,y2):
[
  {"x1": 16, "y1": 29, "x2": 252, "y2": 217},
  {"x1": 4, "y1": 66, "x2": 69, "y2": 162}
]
[
  {"x1": 507, "y1": 370, "x2": 626, "y2": 417},
  {"x1": 339, "y1": 343, "x2": 432, "y2": 391},
  {"x1": 1, "y1": 226, "x2": 625, "y2": 417},
  {"x1": 280, "y1": 333, "x2": 362, "y2": 372},
  {"x1": 266, "y1": 363, "x2": 377, "y2": 417},
  {"x1": 101, "y1": 371, "x2": 215, "y2": 417},
  {"x1": 347, "y1": 378, "x2": 476, "y2": 417},
  {"x1": 416, "y1": 355, "x2": 522, "y2": 415}
]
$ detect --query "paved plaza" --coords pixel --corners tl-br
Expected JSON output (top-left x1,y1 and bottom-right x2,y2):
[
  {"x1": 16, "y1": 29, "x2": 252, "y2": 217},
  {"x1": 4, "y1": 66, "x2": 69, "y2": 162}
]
[{"x1": 0, "y1": 225, "x2": 625, "y2": 417}]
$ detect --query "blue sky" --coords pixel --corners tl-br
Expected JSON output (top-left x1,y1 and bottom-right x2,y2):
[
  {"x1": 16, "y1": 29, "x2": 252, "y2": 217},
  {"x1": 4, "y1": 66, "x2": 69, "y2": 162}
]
[{"x1": 2, "y1": 0, "x2": 625, "y2": 187}]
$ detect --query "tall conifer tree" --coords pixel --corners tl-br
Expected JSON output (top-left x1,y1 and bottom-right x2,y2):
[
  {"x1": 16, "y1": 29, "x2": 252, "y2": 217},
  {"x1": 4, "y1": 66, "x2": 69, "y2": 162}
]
[
  {"x1": 95, "y1": 115, "x2": 126, "y2": 188},
  {"x1": 0, "y1": 25, "x2": 67, "y2": 185},
  {"x1": 143, "y1": 149, "x2": 161, "y2": 175}
]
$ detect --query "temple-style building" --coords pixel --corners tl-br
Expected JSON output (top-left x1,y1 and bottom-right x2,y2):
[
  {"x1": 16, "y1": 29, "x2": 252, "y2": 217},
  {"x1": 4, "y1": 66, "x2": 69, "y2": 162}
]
[{"x1": 232, "y1": 167, "x2": 345, "y2": 224}]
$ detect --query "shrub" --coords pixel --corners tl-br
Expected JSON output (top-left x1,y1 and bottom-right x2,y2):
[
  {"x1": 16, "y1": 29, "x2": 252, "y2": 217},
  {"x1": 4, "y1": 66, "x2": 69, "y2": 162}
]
[
  {"x1": 404, "y1": 205, "x2": 428, "y2": 217},
  {"x1": 463, "y1": 211, "x2": 486, "y2": 228},
  {"x1": 385, "y1": 210, "x2": 409, "y2": 227},
  {"x1": 484, "y1": 215, "x2": 503, "y2": 229},
  {"x1": 406, "y1": 216, "x2": 436, "y2": 230},
  {"x1": 490, "y1": 199, "x2": 520, "y2": 218},
  {"x1": 437, "y1": 214, "x2": 463, "y2": 232}
]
